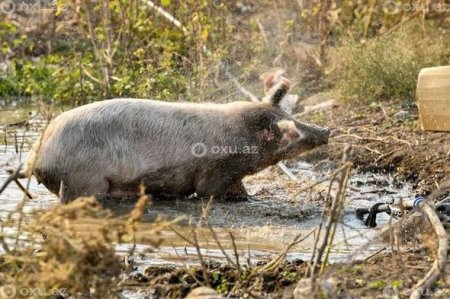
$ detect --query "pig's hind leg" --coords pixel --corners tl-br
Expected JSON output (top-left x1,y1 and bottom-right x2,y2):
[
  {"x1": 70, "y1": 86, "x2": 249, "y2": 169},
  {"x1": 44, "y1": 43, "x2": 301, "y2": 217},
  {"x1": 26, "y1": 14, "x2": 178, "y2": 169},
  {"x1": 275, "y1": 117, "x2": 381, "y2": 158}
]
[
  {"x1": 195, "y1": 159, "x2": 249, "y2": 201},
  {"x1": 59, "y1": 175, "x2": 110, "y2": 204}
]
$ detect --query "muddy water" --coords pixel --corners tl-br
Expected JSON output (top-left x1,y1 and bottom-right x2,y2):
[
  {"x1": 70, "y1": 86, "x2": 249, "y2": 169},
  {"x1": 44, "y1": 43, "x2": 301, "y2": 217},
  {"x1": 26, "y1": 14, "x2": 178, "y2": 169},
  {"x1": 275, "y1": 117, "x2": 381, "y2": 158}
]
[{"x1": 0, "y1": 105, "x2": 414, "y2": 270}]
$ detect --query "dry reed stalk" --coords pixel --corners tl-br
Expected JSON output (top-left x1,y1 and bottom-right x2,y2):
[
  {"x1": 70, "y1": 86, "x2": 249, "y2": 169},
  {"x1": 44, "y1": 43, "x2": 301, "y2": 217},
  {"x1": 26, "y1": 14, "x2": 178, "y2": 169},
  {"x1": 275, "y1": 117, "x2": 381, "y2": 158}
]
[{"x1": 305, "y1": 145, "x2": 352, "y2": 295}]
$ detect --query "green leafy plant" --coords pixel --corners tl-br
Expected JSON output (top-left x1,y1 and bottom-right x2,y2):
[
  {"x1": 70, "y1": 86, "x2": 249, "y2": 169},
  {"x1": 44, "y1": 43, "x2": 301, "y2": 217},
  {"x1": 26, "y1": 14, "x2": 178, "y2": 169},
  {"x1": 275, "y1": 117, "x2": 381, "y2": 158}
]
[{"x1": 0, "y1": 0, "x2": 264, "y2": 104}]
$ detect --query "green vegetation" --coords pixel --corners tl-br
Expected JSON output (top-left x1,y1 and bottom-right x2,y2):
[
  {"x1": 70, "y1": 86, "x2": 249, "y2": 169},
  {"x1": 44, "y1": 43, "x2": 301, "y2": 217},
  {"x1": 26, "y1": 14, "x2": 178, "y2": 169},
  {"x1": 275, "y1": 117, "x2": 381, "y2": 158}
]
[
  {"x1": 0, "y1": 0, "x2": 262, "y2": 105},
  {"x1": 391, "y1": 279, "x2": 404, "y2": 289},
  {"x1": 329, "y1": 21, "x2": 450, "y2": 103},
  {"x1": 0, "y1": 1, "x2": 449, "y2": 106},
  {"x1": 369, "y1": 280, "x2": 387, "y2": 289}
]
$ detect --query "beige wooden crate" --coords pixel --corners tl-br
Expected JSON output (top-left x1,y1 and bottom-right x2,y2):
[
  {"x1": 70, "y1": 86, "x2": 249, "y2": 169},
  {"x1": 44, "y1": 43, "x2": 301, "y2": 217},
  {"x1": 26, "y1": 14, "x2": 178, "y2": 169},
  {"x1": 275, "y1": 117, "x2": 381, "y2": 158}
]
[{"x1": 416, "y1": 66, "x2": 450, "y2": 132}]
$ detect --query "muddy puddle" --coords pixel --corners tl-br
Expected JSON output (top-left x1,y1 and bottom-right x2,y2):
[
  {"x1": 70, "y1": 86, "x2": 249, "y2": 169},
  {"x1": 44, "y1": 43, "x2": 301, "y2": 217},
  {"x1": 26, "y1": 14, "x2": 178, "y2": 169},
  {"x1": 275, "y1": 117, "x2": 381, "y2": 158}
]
[{"x1": 0, "y1": 106, "x2": 415, "y2": 272}]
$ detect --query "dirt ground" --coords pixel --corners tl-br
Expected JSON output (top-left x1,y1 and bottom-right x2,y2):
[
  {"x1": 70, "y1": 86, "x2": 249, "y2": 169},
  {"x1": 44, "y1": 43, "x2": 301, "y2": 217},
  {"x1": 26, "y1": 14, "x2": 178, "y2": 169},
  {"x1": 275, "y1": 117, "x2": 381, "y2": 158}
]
[
  {"x1": 123, "y1": 259, "x2": 306, "y2": 298},
  {"x1": 2, "y1": 3, "x2": 449, "y2": 297},
  {"x1": 321, "y1": 248, "x2": 450, "y2": 298},
  {"x1": 121, "y1": 247, "x2": 448, "y2": 298},
  {"x1": 296, "y1": 100, "x2": 450, "y2": 298},
  {"x1": 301, "y1": 100, "x2": 450, "y2": 195}
]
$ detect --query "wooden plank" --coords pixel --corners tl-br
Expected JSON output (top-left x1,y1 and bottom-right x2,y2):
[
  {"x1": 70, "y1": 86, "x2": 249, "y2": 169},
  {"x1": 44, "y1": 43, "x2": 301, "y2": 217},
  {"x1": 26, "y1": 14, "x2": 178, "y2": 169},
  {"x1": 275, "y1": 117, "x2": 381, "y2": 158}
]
[{"x1": 416, "y1": 66, "x2": 450, "y2": 131}]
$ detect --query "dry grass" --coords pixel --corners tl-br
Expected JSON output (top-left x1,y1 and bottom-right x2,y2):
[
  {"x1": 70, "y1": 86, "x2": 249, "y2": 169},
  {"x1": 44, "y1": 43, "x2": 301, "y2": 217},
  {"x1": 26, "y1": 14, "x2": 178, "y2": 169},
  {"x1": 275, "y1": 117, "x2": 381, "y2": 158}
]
[
  {"x1": 328, "y1": 20, "x2": 450, "y2": 103},
  {"x1": 0, "y1": 193, "x2": 171, "y2": 298}
]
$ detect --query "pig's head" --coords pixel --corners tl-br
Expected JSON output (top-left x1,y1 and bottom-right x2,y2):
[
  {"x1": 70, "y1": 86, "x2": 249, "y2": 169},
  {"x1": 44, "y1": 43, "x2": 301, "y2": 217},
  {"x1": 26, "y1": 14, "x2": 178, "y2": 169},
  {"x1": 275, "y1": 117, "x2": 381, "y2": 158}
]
[
  {"x1": 245, "y1": 78, "x2": 330, "y2": 164},
  {"x1": 274, "y1": 118, "x2": 330, "y2": 159}
]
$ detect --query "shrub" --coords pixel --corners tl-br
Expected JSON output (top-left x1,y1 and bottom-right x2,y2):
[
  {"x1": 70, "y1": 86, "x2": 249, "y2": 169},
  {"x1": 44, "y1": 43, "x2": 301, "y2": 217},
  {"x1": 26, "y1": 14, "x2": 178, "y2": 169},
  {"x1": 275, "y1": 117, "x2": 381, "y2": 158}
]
[
  {"x1": 328, "y1": 21, "x2": 450, "y2": 103},
  {"x1": 0, "y1": 194, "x2": 170, "y2": 297},
  {"x1": 0, "y1": 0, "x2": 265, "y2": 104}
]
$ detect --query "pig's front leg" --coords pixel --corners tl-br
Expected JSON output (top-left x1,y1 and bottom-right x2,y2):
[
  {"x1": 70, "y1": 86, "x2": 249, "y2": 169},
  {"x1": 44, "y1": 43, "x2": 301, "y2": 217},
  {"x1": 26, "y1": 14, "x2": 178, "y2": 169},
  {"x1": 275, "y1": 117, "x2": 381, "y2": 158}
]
[
  {"x1": 195, "y1": 171, "x2": 240, "y2": 200},
  {"x1": 225, "y1": 180, "x2": 249, "y2": 201}
]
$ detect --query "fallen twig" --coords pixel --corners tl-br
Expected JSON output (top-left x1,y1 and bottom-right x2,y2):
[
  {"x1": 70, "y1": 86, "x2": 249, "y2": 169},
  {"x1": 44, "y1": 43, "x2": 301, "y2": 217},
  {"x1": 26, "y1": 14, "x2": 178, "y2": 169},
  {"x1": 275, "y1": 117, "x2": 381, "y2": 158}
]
[
  {"x1": 410, "y1": 198, "x2": 448, "y2": 299},
  {"x1": 334, "y1": 133, "x2": 412, "y2": 147},
  {"x1": 428, "y1": 179, "x2": 450, "y2": 202},
  {"x1": 306, "y1": 145, "x2": 352, "y2": 295},
  {"x1": 0, "y1": 164, "x2": 32, "y2": 199},
  {"x1": 374, "y1": 148, "x2": 399, "y2": 163},
  {"x1": 253, "y1": 231, "x2": 314, "y2": 276}
]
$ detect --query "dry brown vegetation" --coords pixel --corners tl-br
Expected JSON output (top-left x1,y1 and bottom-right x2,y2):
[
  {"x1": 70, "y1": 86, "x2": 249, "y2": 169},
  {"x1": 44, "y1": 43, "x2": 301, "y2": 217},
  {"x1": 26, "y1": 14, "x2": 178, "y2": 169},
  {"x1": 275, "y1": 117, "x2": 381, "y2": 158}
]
[{"x1": 0, "y1": 192, "x2": 174, "y2": 298}]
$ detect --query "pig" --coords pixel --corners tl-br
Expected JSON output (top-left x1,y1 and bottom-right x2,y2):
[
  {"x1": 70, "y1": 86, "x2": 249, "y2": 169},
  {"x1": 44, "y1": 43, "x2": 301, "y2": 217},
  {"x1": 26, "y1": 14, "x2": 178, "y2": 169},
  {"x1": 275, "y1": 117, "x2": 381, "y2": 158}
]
[{"x1": 18, "y1": 78, "x2": 329, "y2": 203}]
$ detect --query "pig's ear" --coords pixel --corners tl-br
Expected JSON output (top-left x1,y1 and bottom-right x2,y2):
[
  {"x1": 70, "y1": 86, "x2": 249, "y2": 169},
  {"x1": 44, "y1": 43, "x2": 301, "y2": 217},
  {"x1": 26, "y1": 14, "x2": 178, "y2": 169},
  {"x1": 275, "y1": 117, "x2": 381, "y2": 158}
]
[
  {"x1": 262, "y1": 78, "x2": 291, "y2": 107},
  {"x1": 261, "y1": 73, "x2": 275, "y2": 94},
  {"x1": 260, "y1": 69, "x2": 286, "y2": 93}
]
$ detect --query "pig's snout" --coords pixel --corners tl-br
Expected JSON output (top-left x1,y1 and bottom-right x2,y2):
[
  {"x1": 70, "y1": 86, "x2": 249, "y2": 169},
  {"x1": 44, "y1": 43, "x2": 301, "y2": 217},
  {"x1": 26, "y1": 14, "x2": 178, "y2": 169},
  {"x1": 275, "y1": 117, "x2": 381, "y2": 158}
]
[
  {"x1": 305, "y1": 126, "x2": 330, "y2": 146},
  {"x1": 296, "y1": 121, "x2": 330, "y2": 148},
  {"x1": 317, "y1": 127, "x2": 331, "y2": 144}
]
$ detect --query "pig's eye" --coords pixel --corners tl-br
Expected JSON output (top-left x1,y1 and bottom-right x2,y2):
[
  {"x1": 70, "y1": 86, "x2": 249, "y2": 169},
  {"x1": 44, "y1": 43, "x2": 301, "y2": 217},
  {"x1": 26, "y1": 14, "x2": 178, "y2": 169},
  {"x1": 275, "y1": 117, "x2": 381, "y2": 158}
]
[
  {"x1": 257, "y1": 124, "x2": 279, "y2": 143},
  {"x1": 261, "y1": 128, "x2": 276, "y2": 141}
]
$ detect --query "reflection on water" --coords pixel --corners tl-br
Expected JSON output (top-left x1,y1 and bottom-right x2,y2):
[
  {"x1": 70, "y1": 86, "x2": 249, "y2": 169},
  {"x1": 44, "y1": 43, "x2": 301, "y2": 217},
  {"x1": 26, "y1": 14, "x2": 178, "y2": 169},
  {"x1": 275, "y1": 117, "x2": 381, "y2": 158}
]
[
  {"x1": 0, "y1": 104, "x2": 413, "y2": 266},
  {"x1": 0, "y1": 100, "x2": 35, "y2": 125}
]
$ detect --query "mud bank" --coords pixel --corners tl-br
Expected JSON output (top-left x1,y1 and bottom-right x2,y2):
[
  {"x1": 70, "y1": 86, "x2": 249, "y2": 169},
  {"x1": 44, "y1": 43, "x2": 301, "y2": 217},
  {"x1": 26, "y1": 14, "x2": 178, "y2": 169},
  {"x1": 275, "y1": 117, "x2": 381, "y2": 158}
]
[{"x1": 302, "y1": 100, "x2": 450, "y2": 194}]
